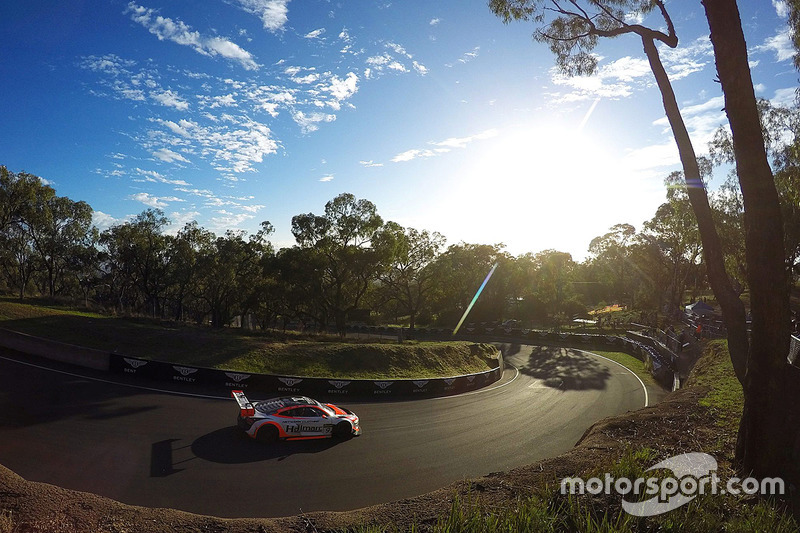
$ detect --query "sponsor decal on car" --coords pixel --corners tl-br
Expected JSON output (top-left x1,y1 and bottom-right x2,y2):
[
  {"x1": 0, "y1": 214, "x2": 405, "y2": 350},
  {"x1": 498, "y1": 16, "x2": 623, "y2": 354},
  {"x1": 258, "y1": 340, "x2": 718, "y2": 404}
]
[{"x1": 285, "y1": 424, "x2": 322, "y2": 434}]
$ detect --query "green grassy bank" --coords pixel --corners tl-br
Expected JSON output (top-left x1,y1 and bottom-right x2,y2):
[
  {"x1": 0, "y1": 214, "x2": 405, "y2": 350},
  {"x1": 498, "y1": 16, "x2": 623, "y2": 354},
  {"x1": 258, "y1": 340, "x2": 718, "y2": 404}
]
[{"x1": 0, "y1": 298, "x2": 496, "y2": 379}]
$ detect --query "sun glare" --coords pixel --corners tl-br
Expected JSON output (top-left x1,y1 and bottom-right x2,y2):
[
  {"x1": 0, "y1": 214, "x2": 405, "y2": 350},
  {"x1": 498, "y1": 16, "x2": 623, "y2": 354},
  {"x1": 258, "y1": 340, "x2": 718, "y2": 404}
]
[{"x1": 437, "y1": 122, "x2": 635, "y2": 257}]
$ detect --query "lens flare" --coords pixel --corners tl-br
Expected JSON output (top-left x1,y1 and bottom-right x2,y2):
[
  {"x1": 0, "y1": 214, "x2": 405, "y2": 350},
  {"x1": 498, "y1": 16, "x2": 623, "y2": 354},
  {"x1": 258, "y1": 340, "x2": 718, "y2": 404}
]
[{"x1": 452, "y1": 263, "x2": 498, "y2": 336}]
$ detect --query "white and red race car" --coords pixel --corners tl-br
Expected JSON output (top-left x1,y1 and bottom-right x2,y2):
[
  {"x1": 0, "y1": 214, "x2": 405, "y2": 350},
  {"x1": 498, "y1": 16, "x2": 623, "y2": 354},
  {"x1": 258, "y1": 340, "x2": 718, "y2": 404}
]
[{"x1": 232, "y1": 390, "x2": 361, "y2": 442}]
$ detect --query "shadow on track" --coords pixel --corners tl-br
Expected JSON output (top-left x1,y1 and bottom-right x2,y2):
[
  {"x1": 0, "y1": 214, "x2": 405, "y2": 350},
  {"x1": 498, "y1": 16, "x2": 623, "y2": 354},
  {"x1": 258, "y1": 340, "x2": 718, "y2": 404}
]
[
  {"x1": 191, "y1": 426, "x2": 343, "y2": 464},
  {"x1": 518, "y1": 346, "x2": 611, "y2": 390}
]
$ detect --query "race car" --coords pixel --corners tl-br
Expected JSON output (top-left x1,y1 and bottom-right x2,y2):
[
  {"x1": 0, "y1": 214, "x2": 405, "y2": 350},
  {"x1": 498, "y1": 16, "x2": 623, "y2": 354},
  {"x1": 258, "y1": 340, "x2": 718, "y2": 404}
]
[{"x1": 232, "y1": 390, "x2": 361, "y2": 442}]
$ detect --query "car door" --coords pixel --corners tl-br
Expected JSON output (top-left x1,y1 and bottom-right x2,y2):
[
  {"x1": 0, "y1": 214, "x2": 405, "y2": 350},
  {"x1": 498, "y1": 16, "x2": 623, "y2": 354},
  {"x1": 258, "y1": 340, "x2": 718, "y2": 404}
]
[
  {"x1": 308, "y1": 406, "x2": 335, "y2": 436},
  {"x1": 278, "y1": 406, "x2": 325, "y2": 437}
]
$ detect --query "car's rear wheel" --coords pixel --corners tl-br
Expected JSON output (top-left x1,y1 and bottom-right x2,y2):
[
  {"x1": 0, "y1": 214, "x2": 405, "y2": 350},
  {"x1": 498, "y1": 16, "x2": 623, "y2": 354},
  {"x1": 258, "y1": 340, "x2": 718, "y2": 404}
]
[
  {"x1": 256, "y1": 424, "x2": 278, "y2": 443},
  {"x1": 333, "y1": 421, "x2": 352, "y2": 439}
]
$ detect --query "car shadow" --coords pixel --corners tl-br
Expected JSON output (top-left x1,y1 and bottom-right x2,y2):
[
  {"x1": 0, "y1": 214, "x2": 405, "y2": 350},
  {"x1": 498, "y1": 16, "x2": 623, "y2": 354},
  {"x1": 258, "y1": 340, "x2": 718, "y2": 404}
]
[{"x1": 191, "y1": 426, "x2": 344, "y2": 464}]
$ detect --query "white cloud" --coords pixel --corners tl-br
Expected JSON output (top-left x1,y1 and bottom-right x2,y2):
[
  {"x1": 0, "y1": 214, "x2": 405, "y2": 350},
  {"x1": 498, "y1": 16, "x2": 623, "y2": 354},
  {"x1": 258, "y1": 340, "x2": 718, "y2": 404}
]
[
  {"x1": 661, "y1": 37, "x2": 713, "y2": 80},
  {"x1": 129, "y1": 192, "x2": 184, "y2": 208},
  {"x1": 304, "y1": 28, "x2": 326, "y2": 39},
  {"x1": 133, "y1": 166, "x2": 191, "y2": 186},
  {"x1": 325, "y1": 72, "x2": 358, "y2": 101},
  {"x1": 771, "y1": 87, "x2": 797, "y2": 107},
  {"x1": 432, "y1": 129, "x2": 499, "y2": 149},
  {"x1": 148, "y1": 116, "x2": 279, "y2": 173},
  {"x1": 756, "y1": 28, "x2": 795, "y2": 62},
  {"x1": 773, "y1": 0, "x2": 790, "y2": 18},
  {"x1": 360, "y1": 160, "x2": 383, "y2": 168},
  {"x1": 126, "y1": 3, "x2": 258, "y2": 70},
  {"x1": 319, "y1": 175, "x2": 334, "y2": 182},
  {"x1": 364, "y1": 42, "x2": 425, "y2": 78},
  {"x1": 152, "y1": 148, "x2": 190, "y2": 163},
  {"x1": 391, "y1": 129, "x2": 497, "y2": 163},
  {"x1": 547, "y1": 38, "x2": 713, "y2": 104},
  {"x1": 210, "y1": 210, "x2": 257, "y2": 229},
  {"x1": 92, "y1": 211, "x2": 125, "y2": 231},
  {"x1": 235, "y1": 0, "x2": 290, "y2": 32},
  {"x1": 430, "y1": 18, "x2": 440, "y2": 26},
  {"x1": 447, "y1": 46, "x2": 480, "y2": 67},
  {"x1": 291, "y1": 110, "x2": 336, "y2": 133},
  {"x1": 150, "y1": 89, "x2": 189, "y2": 110},
  {"x1": 391, "y1": 149, "x2": 442, "y2": 163}
]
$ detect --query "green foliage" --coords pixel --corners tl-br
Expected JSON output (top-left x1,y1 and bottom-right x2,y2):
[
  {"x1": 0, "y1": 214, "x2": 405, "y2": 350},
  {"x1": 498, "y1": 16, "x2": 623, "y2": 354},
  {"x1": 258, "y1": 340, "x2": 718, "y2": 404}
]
[{"x1": 686, "y1": 339, "x2": 744, "y2": 431}]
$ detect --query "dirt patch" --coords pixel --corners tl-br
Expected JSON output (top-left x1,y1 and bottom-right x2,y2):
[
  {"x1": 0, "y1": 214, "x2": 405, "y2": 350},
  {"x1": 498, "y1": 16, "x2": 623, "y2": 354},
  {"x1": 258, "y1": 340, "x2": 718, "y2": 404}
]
[{"x1": 0, "y1": 385, "x2": 718, "y2": 533}]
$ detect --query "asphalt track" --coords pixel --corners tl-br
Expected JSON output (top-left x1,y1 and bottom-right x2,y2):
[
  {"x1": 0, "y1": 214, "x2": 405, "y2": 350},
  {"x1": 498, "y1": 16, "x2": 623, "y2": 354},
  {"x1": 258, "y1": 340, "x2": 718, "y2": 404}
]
[{"x1": 0, "y1": 344, "x2": 652, "y2": 518}]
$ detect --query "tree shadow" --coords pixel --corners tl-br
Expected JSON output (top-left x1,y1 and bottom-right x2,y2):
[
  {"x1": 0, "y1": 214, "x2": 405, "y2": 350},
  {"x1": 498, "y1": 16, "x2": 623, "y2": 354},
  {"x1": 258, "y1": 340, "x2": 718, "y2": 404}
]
[
  {"x1": 517, "y1": 346, "x2": 611, "y2": 390},
  {"x1": 191, "y1": 426, "x2": 344, "y2": 464},
  {"x1": 0, "y1": 351, "x2": 162, "y2": 428},
  {"x1": 497, "y1": 343, "x2": 522, "y2": 357}
]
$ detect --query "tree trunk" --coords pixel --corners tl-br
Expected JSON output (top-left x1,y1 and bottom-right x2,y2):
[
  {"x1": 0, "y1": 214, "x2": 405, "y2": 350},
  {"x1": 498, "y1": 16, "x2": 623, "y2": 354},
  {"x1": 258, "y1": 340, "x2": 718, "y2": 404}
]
[
  {"x1": 640, "y1": 36, "x2": 749, "y2": 384},
  {"x1": 702, "y1": 0, "x2": 797, "y2": 485}
]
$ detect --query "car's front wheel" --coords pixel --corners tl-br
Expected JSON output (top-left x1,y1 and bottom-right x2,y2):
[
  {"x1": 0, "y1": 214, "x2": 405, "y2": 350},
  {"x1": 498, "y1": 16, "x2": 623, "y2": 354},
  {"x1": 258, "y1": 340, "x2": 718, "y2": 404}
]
[
  {"x1": 333, "y1": 421, "x2": 353, "y2": 439},
  {"x1": 256, "y1": 424, "x2": 278, "y2": 443}
]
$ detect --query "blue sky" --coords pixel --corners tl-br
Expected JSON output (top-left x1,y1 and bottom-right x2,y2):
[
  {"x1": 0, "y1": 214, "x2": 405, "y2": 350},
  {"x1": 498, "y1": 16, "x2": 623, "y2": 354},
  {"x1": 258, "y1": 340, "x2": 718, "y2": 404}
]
[{"x1": 1, "y1": 0, "x2": 795, "y2": 259}]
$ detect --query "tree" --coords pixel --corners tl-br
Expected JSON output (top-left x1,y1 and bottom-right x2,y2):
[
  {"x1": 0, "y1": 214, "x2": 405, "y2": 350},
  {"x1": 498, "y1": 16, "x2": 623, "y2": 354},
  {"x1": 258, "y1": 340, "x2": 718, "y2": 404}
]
[
  {"x1": 588, "y1": 223, "x2": 636, "y2": 307},
  {"x1": 701, "y1": 0, "x2": 795, "y2": 485},
  {"x1": 26, "y1": 191, "x2": 94, "y2": 297},
  {"x1": 99, "y1": 209, "x2": 170, "y2": 316},
  {"x1": 490, "y1": 0, "x2": 748, "y2": 383},
  {"x1": 641, "y1": 179, "x2": 703, "y2": 314},
  {"x1": 373, "y1": 222, "x2": 445, "y2": 331},
  {"x1": 291, "y1": 193, "x2": 385, "y2": 334},
  {"x1": 429, "y1": 243, "x2": 511, "y2": 326},
  {"x1": 194, "y1": 225, "x2": 272, "y2": 328},
  {"x1": 0, "y1": 168, "x2": 43, "y2": 298},
  {"x1": 490, "y1": 0, "x2": 798, "y2": 485}
]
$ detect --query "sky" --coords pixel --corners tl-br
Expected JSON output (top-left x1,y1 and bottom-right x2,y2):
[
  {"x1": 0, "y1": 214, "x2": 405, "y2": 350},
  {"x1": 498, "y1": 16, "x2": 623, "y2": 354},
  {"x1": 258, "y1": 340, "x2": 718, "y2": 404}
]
[{"x1": 0, "y1": 0, "x2": 796, "y2": 260}]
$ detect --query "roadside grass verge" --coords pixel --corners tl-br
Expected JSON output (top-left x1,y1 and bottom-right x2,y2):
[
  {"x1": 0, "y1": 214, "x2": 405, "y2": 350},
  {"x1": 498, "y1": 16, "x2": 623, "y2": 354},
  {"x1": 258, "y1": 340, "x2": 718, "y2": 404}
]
[
  {"x1": 0, "y1": 298, "x2": 496, "y2": 379},
  {"x1": 584, "y1": 349, "x2": 659, "y2": 389}
]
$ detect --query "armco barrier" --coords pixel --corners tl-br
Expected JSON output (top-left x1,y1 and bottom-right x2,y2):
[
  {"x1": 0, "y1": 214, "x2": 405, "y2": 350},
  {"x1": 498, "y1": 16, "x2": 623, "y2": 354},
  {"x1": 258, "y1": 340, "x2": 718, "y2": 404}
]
[
  {"x1": 108, "y1": 352, "x2": 504, "y2": 400},
  {"x1": 0, "y1": 327, "x2": 109, "y2": 371},
  {"x1": 392, "y1": 326, "x2": 676, "y2": 389}
]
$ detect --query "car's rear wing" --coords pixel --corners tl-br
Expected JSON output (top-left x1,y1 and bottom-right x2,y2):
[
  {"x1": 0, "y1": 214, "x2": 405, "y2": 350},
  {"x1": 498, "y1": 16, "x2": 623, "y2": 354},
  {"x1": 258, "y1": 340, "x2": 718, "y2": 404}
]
[{"x1": 232, "y1": 390, "x2": 255, "y2": 417}]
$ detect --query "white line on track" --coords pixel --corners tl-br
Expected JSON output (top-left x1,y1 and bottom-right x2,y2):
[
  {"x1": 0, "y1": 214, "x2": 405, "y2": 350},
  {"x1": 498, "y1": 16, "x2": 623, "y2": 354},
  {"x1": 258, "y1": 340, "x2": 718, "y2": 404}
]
[{"x1": 0, "y1": 354, "x2": 229, "y2": 400}]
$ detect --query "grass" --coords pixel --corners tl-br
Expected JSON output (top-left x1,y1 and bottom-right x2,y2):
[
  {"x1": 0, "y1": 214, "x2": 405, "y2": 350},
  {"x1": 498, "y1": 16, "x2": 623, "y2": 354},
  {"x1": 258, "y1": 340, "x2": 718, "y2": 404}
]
[
  {"x1": 337, "y1": 340, "x2": 797, "y2": 533},
  {"x1": 685, "y1": 338, "x2": 744, "y2": 432},
  {"x1": 584, "y1": 350, "x2": 658, "y2": 389},
  {"x1": 0, "y1": 298, "x2": 496, "y2": 379}
]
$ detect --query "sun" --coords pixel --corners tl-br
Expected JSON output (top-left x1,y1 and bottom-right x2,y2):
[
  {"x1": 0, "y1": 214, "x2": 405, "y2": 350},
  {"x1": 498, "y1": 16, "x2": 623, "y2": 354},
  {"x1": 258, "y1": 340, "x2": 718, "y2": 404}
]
[{"x1": 430, "y1": 121, "x2": 619, "y2": 253}]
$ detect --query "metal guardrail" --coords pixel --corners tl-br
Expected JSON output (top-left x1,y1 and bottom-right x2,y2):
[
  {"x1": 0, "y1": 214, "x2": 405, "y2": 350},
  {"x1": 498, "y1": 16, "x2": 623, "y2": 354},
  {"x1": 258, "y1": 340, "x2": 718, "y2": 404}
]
[{"x1": 789, "y1": 335, "x2": 800, "y2": 366}]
